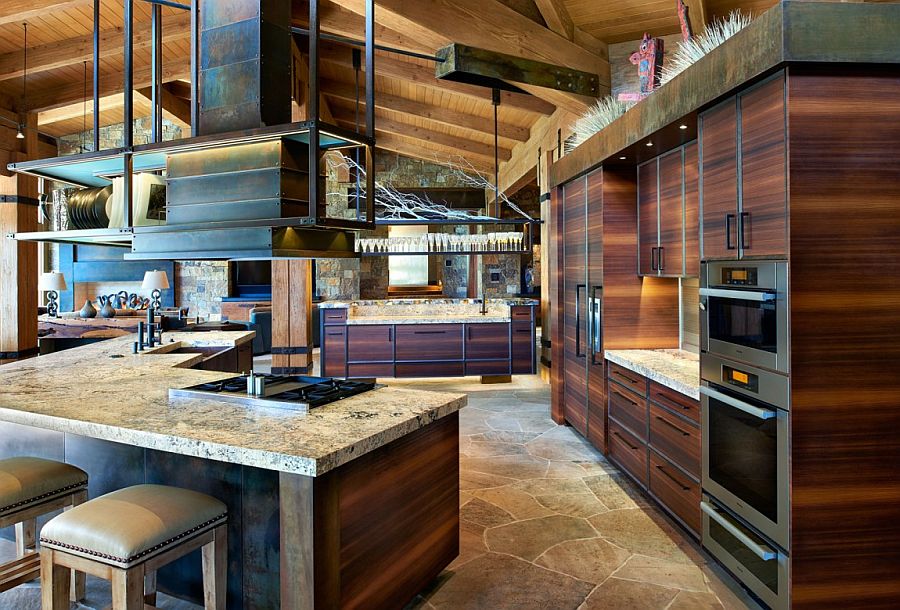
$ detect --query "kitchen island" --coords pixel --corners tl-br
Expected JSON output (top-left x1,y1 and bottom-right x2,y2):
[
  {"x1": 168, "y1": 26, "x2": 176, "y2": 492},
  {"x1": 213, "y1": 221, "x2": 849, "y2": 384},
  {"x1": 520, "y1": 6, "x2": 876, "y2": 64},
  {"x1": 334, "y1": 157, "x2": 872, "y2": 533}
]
[
  {"x1": 0, "y1": 332, "x2": 465, "y2": 609},
  {"x1": 320, "y1": 298, "x2": 538, "y2": 380}
]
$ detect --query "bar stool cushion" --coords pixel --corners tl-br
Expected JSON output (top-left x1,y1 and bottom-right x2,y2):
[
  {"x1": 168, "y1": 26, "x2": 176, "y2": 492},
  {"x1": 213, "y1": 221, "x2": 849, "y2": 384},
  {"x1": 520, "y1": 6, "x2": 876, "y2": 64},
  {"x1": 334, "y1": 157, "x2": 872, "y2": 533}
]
[
  {"x1": 40, "y1": 484, "x2": 227, "y2": 569},
  {"x1": 0, "y1": 456, "x2": 87, "y2": 518}
]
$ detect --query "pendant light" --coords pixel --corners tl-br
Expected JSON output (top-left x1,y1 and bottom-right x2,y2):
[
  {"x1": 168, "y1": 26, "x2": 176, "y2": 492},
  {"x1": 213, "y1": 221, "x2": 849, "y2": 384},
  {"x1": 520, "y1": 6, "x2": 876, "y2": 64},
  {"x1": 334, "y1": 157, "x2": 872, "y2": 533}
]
[{"x1": 16, "y1": 23, "x2": 27, "y2": 140}]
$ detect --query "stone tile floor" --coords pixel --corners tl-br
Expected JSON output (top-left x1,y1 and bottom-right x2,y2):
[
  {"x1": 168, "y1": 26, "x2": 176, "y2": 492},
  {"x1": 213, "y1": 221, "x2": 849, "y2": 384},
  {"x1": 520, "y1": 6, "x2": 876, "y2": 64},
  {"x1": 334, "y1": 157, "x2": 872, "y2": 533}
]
[{"x1": 0, "y1": 369, "x2": 761, "y2": 610}]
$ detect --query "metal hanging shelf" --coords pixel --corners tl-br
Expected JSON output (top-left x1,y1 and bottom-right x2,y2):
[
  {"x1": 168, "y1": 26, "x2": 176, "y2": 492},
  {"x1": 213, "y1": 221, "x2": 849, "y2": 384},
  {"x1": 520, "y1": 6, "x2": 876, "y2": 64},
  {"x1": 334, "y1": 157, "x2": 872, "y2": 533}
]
[{"x1": 374, "y1": 218, "x2": 540, "y2": 226}]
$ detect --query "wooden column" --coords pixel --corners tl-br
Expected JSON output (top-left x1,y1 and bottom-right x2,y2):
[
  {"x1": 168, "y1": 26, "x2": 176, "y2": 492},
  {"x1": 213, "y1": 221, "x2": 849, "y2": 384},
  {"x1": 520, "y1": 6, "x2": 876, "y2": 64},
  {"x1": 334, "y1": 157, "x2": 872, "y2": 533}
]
[
  {"x1": 0, "y1": 112, "x2": 39, "y2": 364},
  {"x1": 272, "y1": 260, "x2": 313, "y2": 375}
]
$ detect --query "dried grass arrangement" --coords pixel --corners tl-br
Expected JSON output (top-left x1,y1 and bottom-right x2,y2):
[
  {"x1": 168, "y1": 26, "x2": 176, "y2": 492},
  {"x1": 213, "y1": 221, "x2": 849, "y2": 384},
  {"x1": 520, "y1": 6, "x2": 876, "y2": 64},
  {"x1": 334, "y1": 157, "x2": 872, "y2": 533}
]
[
  {"x1": 566, "y1": 96, "x2": 633, "y2": 153},
  {"x1": 659, "y1": 10, "x2": 752, "y2": 86}
]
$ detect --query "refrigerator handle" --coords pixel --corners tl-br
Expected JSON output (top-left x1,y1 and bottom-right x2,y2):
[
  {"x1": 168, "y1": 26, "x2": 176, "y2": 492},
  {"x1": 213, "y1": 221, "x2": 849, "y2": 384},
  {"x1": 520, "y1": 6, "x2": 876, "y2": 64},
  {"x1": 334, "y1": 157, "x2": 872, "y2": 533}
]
[
  {"x1": 575, "y1": 284, "x2": 586, "y2": 358},
  {"x1": 589, "y1": 286, "x2": 602, "y2": 365}
]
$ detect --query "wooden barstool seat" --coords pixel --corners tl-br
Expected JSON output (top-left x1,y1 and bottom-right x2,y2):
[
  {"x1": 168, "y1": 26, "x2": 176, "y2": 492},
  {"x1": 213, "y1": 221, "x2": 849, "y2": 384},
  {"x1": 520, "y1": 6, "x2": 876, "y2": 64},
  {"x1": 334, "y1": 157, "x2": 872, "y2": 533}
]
[
  {"x1": 0, "y1": 456, "x2": 88, "y2": 597},
  {"x1": 39, "y1": 484, "x2": 227, "y2": 610}
]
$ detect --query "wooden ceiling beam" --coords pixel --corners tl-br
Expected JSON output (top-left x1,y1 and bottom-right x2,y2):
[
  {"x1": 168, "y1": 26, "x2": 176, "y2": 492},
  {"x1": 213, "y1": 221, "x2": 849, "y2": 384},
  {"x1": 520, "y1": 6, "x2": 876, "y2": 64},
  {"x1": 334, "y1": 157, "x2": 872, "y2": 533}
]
[
  {"x1": 0, "y1": 12, "x2": 192, "y2": 83},
  {"x1": 322, "y1": 78, "x2": 529, "y2": 144},
  {"x1": 683, "y1": 0, "x2": 708, "y2": 32},
  {"x1": 318, "y1": 45, "x2": 555, "y2": 116},
  {"x1": 363, "y1": 129, "x2": 492, "y2": 176},
  {"x1": 499, "y1": 106, "x2": 578, "y2": 194},
  {"x1": 37, "y1": 94, "x2": 124, "y2": 126},
  {"x1": 24, "y1": 57, "x2": 191, "y2": 112},
  {"x1": 136, "y1": 85, "x2": 191, "y2": 128},
  {"x1": 0, "y1": 0, "x2": 89, "y2": 27},
  {"x1": 533, "y1": 0, "x2": 575, "y2": 40},
  {"x1": 332, "y1": 106, "x2": 511, "y2": 163}
]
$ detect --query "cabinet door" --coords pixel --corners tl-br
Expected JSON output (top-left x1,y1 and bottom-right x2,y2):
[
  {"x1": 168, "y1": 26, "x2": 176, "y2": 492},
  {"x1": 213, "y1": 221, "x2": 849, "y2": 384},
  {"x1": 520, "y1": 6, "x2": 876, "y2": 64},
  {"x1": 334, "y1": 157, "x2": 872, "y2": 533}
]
[
  {"x1": 658, "y1": 148, "x2": 684, "y2": 276},
  {"x1": 700, "y1": 98, "x2": 739, "y2": 260},
  {"x1": 347, "y1": 325, "x2": 393, "y2": 362},
  {"x1": 465, "y1": 323, "x2": 510, "y2": 360},
  {"x1": 322, "y1": 326, "x2": 347, "y2": 377},
  {"x1": 740, "y1": 75, "x2": 788, "y2": 258},
  {"x1": 637, "y1": 160, "x2": 659, "y2": 275},
  {"x1": 395, "y1": 324, "x2": 463, "y2": 361},
  {"x1": 683, "y1": 141, "x2": 700, "y2": 277},
  {"x1": 586, "y1": 169, "x2": 606, "y2": 451},
  {"x1": 562, "y1": 177, "x2": 588, "y2": 436},
  {"x1": 511, "y1": 321, "x2": 535, "y2": 374}
]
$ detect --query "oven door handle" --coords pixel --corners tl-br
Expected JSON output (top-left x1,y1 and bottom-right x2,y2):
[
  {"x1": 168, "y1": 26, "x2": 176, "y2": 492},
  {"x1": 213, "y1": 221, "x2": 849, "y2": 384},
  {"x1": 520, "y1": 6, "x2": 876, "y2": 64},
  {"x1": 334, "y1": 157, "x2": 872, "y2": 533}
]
[
  {"x1": 701, "y1": 501, "x2": 777, "y2": 561},
  {"x1": 699, "y1": 288, "x2": 775, "y2": 302},
  {"x1": 700, "y1": 386, "x2": 777, "y2": 420}
]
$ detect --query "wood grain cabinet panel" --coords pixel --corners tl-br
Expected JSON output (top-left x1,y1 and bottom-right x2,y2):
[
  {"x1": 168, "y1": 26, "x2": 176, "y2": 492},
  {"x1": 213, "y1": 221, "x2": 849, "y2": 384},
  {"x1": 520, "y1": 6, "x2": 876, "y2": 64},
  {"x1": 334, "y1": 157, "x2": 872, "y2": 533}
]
[
  {"x1": 562, "y1": 177, "x2": 588, "y2": 436},
  {"x1": 658, "y1": 149, "x2": 685, "y2": 276},
  {"x1": 395, "y1": 324, "x2": 464, "y2": 361},
  {"x1": 511, "y1": 322, "x2": 535, "y2": 374},
  {"x1": 322, "y1": 309, "x2": 348, "y2": 325},
  {"x1": 649, "y1": 450, "x2": 701, "y2": 535},
  {"x1": 700, "y1": 98, "x2": 739, "y2": 261},
  {"x1": 465, "y1": 323, "x2": 510, "y2": 360},
  {"x1": 649, "y1": 403, "x2": 701, "y2": 478},
  {"x1": 322, "y1": 326, "x2": 347, "y2": 377},
  {"x1": 609, "y1": 419, "x2": 648, "y2": 489},
  {"x1": 638, "y1": 160, "x2": 659, "y2": 275},
  {"x1": 608, "y1": 362, "x2": 648, "y2": 394},
  {"x1": 347, "y1": 325, "x2": 394, "y2": 362},
  {"x1": 683, "y1": 141, "x2": 700, "y2": 277},
  {"x1": 649, "y1": 381, "x2": 701, "y2": 424},
  {"x1": 739, "y1": 75, "x2": 788, "y2": 258},
  {"x1": 609, "y1": 382, "x2": 649, "y2": 442}
]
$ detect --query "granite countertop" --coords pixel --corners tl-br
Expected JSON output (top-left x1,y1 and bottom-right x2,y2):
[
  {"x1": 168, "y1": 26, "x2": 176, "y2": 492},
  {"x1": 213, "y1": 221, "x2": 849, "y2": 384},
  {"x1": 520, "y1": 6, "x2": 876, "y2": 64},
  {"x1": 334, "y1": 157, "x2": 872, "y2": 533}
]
[
  {"x1": 323, "y1": 298, "x2": 537, "y2": 325},
  {"x1": 0, "y1": 333, "x2": 466, "y2": 477},
  {"x1": 319, "y1": 298, "x2": 539, "y2": 308},
  {"x1": 346, "y1": 315, "x2": 512, "y2": 325},
  {"x1": 604, "y1": 349, "x2": 700, "y2": 400}
]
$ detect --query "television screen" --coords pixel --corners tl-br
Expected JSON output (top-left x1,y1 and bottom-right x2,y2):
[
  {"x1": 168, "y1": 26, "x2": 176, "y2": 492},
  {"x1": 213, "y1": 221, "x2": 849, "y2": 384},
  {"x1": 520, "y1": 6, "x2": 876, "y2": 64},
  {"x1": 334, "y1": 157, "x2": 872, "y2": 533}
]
[{"x1": 234, "y1": 261, "x2": 272, "y2": 297}]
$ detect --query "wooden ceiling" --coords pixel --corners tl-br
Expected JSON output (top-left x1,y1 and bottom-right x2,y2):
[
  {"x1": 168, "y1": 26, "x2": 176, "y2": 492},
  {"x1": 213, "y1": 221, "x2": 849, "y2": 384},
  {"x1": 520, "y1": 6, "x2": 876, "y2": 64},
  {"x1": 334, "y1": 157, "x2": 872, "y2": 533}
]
[{"x1": 0, "y1": 0, "x2": 783, "y2": 177}]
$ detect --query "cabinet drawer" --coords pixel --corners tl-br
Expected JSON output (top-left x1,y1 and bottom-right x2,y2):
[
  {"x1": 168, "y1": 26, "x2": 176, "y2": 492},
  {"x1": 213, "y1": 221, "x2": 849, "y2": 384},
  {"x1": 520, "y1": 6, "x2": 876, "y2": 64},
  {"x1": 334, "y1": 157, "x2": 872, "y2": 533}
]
[
  {"x1": 608, "y1": 362, "x2": 648, "y2": 395},
  {"x1": 347, "y1": 362, "x2": 394, "y2": 378},
  {"x1": 511, "y1": 322, "x2": 534, "y2": 374},
  {"x1": 510, "y1": 306, "x2": 534, "y2": 321},
  {"x1": 649, "y1": 403, "x2": 701, "y2": 478},
  {"x1": 649, "y1": 450, "x2": 701, "y2": 535},
  {"x1": 347, "y1": 325, "x2": 394, "y2": 362},
  {"x1": 395, "y1": 324, "x2": 463, "y2": 361},
  {"x1": 395, "y1": 362, "x2": 464, "y2": 378},
  {"x1": 465, "y1": 323, "x2": 510, "y2": 360},
  {"x1": 466, "y1": 360, "x2": 510, "y2": 376},
  {"x1": 322, "y1": 309, "x2": 348, "y2": 325},
  {"x1": 609, "y1": 420, "x2": 648, "y2": 488},
  {"x1": 649, "y1": 381, "x2": 700, "y2": 424},
  {"x1": 608, "y1": 383, "x2": 648, "y2": 442}
]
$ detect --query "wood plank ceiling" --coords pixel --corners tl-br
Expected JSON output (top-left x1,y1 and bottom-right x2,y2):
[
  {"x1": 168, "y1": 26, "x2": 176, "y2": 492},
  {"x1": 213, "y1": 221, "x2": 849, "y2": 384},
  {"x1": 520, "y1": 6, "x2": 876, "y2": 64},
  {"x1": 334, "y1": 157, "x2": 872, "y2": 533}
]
[{"x1": 0, "y1": 0, "x2": 781, "y2": 176}]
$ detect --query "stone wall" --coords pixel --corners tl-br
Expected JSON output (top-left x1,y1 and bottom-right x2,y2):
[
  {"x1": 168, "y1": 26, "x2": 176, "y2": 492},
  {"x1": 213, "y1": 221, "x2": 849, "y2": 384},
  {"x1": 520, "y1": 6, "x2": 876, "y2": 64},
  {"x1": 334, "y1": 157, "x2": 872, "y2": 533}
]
[
  {"x1": 57, "y1": 117, "x2": 183, "y2": 156},
  {"x1": 175, "y1": 261, "x2": 231, "y2": 319}
]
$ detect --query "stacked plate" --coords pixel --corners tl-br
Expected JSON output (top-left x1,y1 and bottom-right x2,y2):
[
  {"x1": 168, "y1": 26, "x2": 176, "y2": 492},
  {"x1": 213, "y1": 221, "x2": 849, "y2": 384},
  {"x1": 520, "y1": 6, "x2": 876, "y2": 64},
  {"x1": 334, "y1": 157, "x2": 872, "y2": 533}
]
[{"x1": 66, "y1": 186, "x2": 113, "y2": 230}]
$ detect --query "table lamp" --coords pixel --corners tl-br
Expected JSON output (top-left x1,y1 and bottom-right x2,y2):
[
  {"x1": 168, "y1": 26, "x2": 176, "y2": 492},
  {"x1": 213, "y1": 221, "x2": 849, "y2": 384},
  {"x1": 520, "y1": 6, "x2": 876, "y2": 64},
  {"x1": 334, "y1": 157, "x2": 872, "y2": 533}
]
[
  {"x1": 39, "y1": 272, "x2": 67, "y2": 318},
  {"x1": 142, "y1": 270, "x2": 169, "y2": 309}
]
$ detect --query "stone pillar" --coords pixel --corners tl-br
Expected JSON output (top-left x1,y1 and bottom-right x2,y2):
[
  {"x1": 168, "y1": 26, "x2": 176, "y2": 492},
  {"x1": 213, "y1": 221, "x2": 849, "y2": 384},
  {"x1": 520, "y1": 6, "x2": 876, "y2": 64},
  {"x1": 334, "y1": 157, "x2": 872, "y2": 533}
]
[{"x1": 0, "y1": 113, "x2": 39, "y2": 364}]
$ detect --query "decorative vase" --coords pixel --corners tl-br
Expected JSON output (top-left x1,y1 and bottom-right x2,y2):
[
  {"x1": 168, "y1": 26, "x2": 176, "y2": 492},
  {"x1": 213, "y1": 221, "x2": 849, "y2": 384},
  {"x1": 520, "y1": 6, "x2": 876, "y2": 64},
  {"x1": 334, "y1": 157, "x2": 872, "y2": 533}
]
[
  {"x1": 79, "y1": 299, "x2": 97, "y2": 318},
  {"x1": 99, "y1": 301, "x2": 116, "y2": 318}
]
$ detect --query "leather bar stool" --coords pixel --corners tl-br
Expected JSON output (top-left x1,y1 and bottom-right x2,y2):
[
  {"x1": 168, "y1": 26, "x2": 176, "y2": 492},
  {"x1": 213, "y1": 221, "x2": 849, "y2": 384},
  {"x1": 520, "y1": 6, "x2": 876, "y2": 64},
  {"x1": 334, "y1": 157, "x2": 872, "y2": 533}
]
[
  {"x1": 39, "y1": 484, "x2": 227, "y2": 610},
  {"x1": 0, "y1": 456, "x2": 88, "y2": 598}
]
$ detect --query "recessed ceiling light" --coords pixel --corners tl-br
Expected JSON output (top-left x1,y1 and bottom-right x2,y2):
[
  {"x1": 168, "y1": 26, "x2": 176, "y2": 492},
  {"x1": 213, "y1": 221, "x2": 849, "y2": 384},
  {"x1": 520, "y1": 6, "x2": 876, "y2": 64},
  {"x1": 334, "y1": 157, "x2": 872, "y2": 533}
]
[
  {"x1": 679, "y1": 124, "x2": 688, "y2": 130},
  {"x1": 619, "y1": 156, "x2": 626, "y2": 160},
  {"x1": 646, "y1": 141, "x2": 653, "y2": 147}
]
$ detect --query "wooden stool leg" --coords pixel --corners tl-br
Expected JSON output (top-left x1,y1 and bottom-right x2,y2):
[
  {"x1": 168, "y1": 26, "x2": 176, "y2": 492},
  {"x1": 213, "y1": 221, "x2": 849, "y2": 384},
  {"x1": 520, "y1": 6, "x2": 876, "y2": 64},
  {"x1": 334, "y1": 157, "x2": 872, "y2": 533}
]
[
  {"x1": 40, "y1": 549, "x2": 70, "y2": 610},
  {"x1": 14, "y1": 518, "x2": 36, "y2": 556},
  {"x1": 67, "y1": 489, "x2": 88, "y2": 602},
  {"x1": 201, "y1": 525, "x2": 227, "y2": 610},
  {"x1": 144, "y1": 570, "x2": 158, "y2": 606},
  {"x1": 111, "y1": 566, "x2": 144, "y2": 610}
]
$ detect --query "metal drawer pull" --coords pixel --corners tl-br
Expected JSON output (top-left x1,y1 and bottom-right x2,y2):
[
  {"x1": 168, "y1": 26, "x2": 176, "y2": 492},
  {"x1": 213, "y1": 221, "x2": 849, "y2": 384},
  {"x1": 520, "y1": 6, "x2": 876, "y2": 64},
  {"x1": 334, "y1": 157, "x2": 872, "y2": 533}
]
[
  {"x1": 612, "y1": 431, "x2": 639, "y2": 451},
  {"x1": 655, "y1": 416, "x2": 690, "y2": 437},
  {"x1": 700, "y1": 386, "x2": 776, "y2": 420},
  {"x1": 699, "y1": 288, "x2": 775, "y2": 302},
  {"x1": 701, "y1": 501, "x2": 777, "y2": 561},
  {"x1": 656, "y1": 393, "x2": 692, "y2": 411},
  {"x1": 613, "y1": 372, "x2": 639, "y2": 385},
  {"x1": 655, "y1": 465, "x2": 689, "y2": 491},
  {"x1": 611, "y1": 388, "x2": 638, "y2": 406},
  {"x1": 413, "y1": 330, "x2": 447, "y2": 334}
]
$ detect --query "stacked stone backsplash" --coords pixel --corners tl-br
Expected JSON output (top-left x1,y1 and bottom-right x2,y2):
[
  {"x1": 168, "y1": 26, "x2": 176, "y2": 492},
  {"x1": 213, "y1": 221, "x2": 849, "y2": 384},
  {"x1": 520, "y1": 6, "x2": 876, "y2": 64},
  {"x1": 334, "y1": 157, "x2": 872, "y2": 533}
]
[
  {"x1": 57, "y1": 117, "x2": 183, "y2": 156},
  {"x1": 175, "y1": 261, "x2": 230, "y2": 320}
]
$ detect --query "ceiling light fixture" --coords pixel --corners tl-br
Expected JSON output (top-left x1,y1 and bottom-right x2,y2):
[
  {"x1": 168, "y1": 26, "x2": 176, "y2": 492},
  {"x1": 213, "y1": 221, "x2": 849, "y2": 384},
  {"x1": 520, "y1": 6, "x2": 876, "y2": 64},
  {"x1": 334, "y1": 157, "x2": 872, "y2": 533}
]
[
  {"x1": 17, "y1": 23, "x2": 27, "y2": 141},
  {"x1": 619, "y1": 156, "x2": 626, "y2": 160},
  {"x1": 646, "y1": 141, "x2": 653, "y2": 147},
  {"x1": 16, "y1": 126, "x2": 24, "y2": 139},
  {"x1": 679, "y1": 124, "x2": 688, "y2": 130}
]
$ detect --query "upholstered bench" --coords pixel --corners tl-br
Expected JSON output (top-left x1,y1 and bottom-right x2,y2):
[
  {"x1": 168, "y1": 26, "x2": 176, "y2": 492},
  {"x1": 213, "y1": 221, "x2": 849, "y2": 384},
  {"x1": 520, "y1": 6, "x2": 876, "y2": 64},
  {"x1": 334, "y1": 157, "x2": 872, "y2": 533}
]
[
  {"x1": 39, "y1": 484, "x2": 227, "y2": 610},
  {"x1": 0, "y1": 456, "x2": 88, "y2": 598}
]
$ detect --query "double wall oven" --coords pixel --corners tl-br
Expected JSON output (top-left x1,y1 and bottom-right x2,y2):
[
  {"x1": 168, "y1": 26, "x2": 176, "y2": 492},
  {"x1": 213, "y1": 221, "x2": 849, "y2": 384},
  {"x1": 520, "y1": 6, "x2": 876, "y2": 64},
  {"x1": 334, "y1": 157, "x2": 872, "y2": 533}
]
[{"x1": 700, "y1": 260, "x2": 790, "y2": 610}]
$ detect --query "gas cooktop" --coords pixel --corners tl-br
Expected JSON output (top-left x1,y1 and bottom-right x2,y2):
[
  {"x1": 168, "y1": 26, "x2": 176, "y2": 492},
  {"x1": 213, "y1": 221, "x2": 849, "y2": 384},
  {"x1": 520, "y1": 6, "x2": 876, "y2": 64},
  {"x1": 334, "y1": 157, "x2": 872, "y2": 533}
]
[{"x1": 169, "y1": 374, "x2": 377, "y2": 413}]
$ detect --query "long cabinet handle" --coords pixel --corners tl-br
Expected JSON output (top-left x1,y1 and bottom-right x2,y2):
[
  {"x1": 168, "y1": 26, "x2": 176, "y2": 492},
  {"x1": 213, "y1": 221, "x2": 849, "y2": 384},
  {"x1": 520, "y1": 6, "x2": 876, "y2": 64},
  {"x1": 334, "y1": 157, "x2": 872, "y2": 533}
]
[
  {"x1": 655, "y1": 464, "x2": 690, "y2": 491},
  {"x1": 650, "y1": 247, "x2": 658, "y2": 271},
  {"x1": 699, "y1": 288, "x2": 775, "y2": 302},
  {"x1": 700, "y1": 386, "x2": 776, "y2": 420},
  {"x1": 590, "y1": 286, "x2": 602, "y2": 366},
  {"x1": 575, "y1": 284, "x2": 586, "y2": 358},
  {"x1": 611, "y1": 387, "x2": 638, "y2": 406},
  {"x1": 658, "y1": 246, "x2": 665, "y2": 271},
  {"x1": 701, "y1": 501, "x2": 777, "y2": 561},
  {"x1": 655, "y1": 415, "x2": 691, "y2": 437},
  {"x1": 388, "y1": 327, "x2": 393, "y2": 342},
  {"x1": 739, "y1": 211, "x2": 750, "y2": 250},
  {"x1": 655, "y1": 392, "x2": 694, "y2": 413},
  {"x1": 414, "y1": 330, "x2": 447, "y2": 335},
  {"x1": 725, "y1": 214, "x2": 736, "y2": 250},
  {"x1": 612, "y1": 431, "x2": 639, "y2": 451}
]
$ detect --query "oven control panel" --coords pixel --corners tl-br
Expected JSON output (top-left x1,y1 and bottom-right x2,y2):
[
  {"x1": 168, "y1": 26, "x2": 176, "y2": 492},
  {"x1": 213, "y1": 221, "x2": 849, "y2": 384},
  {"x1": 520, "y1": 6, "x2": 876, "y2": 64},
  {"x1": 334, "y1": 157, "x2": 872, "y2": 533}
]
[{"x1": 721, "y1": 267, "x2": 759, "y2": 286}]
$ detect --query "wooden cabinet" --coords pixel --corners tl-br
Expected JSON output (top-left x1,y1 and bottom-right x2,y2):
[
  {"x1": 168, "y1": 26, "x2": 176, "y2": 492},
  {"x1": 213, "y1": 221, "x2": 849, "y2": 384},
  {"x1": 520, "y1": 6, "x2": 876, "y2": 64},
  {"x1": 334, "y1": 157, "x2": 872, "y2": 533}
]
[
  {"x1": 683, "y1": 142, "x2": 700, "y2": 277},
  {"x1": 562, "y1": 176, "x2": 589, "y2": 436},
  {"x1": 347, "y1": 325, "x2": 394, "y2": 362},
  {"x1": 465, "y1": 323, "x2": 510, "y2": 360},
  {"x1": 322, "y1": 326, "x2": 347, "y2": 377},
  {"x1": 511, "y1": 321, "x2": 535, "y2": 374},
  {"x1": 700, "y1": 72, "x2": 787, "y2": 261},
  {"x1": 638, "y1": 144, "x2": 698, "y2": 276},
  {"x1": 607, "y1": 360, "x2": 702, "y2": 536},
  {"x1": 395, "y1": 324, "x2": 464, "y2": 362}
]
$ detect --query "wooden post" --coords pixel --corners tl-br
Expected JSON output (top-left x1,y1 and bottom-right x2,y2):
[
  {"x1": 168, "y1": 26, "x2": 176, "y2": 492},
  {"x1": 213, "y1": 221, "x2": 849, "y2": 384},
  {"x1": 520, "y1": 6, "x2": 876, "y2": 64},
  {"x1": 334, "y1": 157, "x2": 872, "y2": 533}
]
[
  {"x1": 272, "y1": 261, "x2": 314, "y2": 375},
  {"x1": 0, "y1": 112, "x2": 39, "y2": 365}
]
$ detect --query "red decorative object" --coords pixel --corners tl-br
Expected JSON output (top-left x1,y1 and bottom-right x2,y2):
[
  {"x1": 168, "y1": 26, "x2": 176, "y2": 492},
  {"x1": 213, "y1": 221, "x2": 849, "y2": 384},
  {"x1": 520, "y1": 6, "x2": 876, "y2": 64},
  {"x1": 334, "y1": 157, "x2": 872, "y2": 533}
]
[
  {"x1": 677, "y1": 0, "x2": 694, "y2": 42},
  {"x1": 618, "y1": 33, "x2": 665, "y2": 102}
]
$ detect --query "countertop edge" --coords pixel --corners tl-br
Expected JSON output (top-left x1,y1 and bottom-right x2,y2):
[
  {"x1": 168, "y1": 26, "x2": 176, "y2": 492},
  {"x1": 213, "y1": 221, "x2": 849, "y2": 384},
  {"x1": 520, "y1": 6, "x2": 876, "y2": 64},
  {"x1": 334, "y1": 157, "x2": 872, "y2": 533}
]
[{"x1": 604, "y1": 350, "x2": 700, "y2": 401}]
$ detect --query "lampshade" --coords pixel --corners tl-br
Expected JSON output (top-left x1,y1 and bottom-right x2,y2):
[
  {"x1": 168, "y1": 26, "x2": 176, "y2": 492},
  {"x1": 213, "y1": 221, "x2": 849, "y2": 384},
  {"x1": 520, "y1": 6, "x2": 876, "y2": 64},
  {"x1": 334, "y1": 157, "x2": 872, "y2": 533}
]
[
  {"x1": 38, "y1": 272, "x2": 67, "y2": 291},
  {"x1": 141, "y1": 270, "x2": 170, "y2": 291}
]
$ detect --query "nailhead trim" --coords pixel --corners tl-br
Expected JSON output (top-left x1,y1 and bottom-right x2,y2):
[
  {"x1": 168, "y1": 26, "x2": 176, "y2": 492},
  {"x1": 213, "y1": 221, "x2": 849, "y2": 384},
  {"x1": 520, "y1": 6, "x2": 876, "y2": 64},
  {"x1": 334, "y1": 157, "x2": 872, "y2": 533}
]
[
  {"x1": 40, "y1": 513, "x2": 227, "y2": 566},
  {"x1": 0, "y1": 480, "x2": 87, "y2": 516}
]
